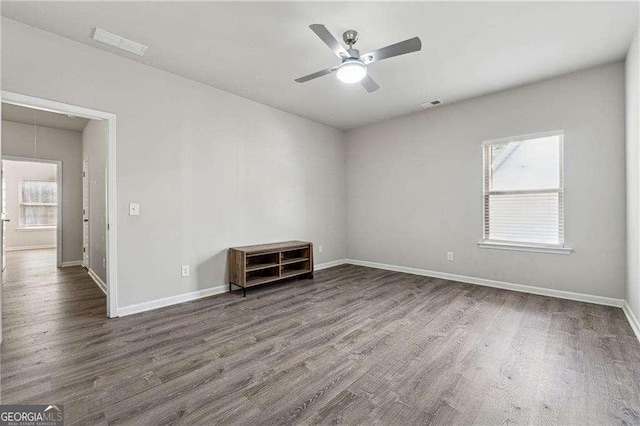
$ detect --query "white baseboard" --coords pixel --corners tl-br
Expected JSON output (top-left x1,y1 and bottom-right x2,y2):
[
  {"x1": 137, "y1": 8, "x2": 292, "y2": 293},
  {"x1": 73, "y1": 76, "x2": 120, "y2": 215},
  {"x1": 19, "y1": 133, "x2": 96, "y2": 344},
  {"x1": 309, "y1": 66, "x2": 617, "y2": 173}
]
[
  {"x1": 315, "y1": 259, "x2": 348, "y2": 271},
  {"x1": 117, "y1": 260, "x2": 346, "y2": 317},
  {"x1": 117, "y1": 284, "x2": 228, "y2": 317},
  {"x1": 5, "y1": 244, "x2": 56, "y2": 251},
  {"x1": 346, "y1": 259, "x2": 624, "y2": 308},
  {"x1": 319, "y1": 259, "x2": 637, "y2": 343},
  {"x1": 61, "y1": 260, "x2": 83, "y2": 267},
  {"x1": 113, "y1": 257, "x2": 630, "y2": 328},
  {"x1": 87, "y1": 268, "x2": 107, "y2": 295},
  {"x1": 623, "y1": 301, "x2": 640, "y2": 343}
]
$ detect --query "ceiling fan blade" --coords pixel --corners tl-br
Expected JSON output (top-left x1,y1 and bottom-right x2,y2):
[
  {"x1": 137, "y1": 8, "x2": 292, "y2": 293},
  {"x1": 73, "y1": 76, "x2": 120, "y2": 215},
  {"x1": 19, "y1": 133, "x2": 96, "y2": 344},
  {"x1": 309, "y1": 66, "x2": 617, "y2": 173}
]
[
  {"x1": 360, "y1": 74, "x2": 380, "y2": 93},
  {"x1": 361, "y1": 37, "x2": 422, "y2": 64},
  {"x1": 309, "y1": 24, "x2": 349, "y2": 59},
  {"x1": 295, "y1": 66, "x2": 338, "y2": 83}
]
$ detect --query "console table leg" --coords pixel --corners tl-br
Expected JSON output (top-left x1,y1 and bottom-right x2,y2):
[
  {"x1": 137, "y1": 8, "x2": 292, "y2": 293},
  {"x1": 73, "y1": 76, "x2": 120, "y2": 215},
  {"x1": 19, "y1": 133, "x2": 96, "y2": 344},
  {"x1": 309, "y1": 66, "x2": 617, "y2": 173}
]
[{"x1": 229, "y1": 282, "x2": 248, "y2": 297}]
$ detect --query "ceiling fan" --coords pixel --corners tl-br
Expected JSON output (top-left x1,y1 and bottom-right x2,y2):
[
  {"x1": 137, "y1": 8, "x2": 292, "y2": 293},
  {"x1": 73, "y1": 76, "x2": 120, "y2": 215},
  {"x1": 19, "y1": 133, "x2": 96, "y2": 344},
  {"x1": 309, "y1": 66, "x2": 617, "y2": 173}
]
[{"x1": 294, "y1": 24, "x2": 422, "y2": 93}]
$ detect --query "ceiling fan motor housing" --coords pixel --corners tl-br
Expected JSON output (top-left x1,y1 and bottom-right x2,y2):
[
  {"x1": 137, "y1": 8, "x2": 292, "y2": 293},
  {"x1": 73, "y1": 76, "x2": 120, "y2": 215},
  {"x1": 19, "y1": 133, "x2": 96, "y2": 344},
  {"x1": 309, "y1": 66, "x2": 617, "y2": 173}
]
[{"x1": 343, "y1": 30, "x2": 359, "y2": 47}]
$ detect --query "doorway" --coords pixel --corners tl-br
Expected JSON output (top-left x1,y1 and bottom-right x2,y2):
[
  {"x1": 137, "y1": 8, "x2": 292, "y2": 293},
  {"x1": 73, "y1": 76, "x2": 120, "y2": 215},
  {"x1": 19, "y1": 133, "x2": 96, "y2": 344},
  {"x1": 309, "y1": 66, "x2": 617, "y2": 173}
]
[
  {"x1": 0, "y1": 91, "x2": 118, "y2": 322},
  {"x1": 1, "y1": 158, "x2": 62, "y2": 269}
]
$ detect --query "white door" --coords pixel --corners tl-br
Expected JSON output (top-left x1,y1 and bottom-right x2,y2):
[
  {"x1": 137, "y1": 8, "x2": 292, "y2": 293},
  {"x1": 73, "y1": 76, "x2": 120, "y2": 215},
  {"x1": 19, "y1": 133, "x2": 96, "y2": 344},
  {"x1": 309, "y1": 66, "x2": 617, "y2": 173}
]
[
  {"x1": 0, "y1": 158, "x2": 3, "y2": 342},
  {"x1": 2, "y1": 162, "x2": 7, "y2": 272},
  {"x1": 82, "y1": 159, "x2": 89, "y2": 269}
]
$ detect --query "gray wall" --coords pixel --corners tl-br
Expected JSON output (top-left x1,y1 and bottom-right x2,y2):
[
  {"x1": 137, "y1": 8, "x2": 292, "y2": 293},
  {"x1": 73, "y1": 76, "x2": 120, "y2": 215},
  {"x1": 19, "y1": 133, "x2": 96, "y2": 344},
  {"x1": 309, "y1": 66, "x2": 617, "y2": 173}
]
[
  {"x1": 3, "y1": 160, "x2": 57, "y2": 249},
  {"x1": 1, "y1": 18, "x2": 347, "y2": 308},
  {"x1": 82, "y1": 119, "x2": 107, "y2": 283},
  {"x1": 346, "y1": 62, "x2": 626, "y2": 299},
  {"x1": 626, "y1": 29, "x2": 640, "y2": 318},
  {"x1": 2, "y1": 17, "x2": 629, "y2": 310},
  {"x1": 2, "y1": 120, "x2": 83, "y2": 263}
]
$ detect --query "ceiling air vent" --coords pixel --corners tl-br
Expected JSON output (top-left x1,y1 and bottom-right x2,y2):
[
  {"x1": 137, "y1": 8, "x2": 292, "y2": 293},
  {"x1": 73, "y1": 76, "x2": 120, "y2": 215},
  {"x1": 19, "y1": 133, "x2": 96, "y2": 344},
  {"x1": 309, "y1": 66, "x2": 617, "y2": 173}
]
[
  {"x1": 419, "y1": 99, "x2": 443, "y2": 109},
  {"x1": 93, "y1": 28, "x2": 148, "y2": 56}
]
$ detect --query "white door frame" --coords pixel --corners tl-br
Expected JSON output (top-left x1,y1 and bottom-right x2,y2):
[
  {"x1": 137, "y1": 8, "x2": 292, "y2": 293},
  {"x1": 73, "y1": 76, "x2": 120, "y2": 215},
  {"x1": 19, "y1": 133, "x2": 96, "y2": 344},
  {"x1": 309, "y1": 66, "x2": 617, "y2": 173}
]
[
  {"x1": 1, "y1": 156, "x2": 63, "y2": 268},
  {"x1": 1, "y1": 91, "x2": 118, "y2": 318},
  {"x1": 82, "y1": 157, "x2": 90, "y2": 269}
]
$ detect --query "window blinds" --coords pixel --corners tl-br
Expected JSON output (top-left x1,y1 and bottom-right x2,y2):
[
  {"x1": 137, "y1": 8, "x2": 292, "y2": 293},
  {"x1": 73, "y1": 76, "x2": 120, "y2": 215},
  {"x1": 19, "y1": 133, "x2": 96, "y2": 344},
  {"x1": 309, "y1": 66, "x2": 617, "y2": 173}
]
[{"x1": 20, "y1": 180, "x2": 57, "y2": 227}]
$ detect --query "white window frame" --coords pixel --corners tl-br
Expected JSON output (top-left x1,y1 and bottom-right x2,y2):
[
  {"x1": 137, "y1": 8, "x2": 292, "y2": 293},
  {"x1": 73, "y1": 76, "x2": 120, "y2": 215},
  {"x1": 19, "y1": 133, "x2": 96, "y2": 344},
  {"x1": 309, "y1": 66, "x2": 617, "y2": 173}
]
[
  {"x1": 477, "y1": 130, "x2": 572, "y2": 255},
  {"x1": 18, "y1": 178, "x2": 58, "y2": 230}
]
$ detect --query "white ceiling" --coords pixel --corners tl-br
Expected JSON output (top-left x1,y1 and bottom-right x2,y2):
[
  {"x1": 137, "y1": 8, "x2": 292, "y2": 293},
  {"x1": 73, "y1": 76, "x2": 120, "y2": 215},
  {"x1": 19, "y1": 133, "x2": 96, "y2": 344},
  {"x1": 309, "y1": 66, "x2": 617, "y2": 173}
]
[
  {"x1": 2, "y1": 1, "x2": 638, "y2": 130},
  {"x1": 2, "y1": 103, "x2": 89, "y2": 132}
]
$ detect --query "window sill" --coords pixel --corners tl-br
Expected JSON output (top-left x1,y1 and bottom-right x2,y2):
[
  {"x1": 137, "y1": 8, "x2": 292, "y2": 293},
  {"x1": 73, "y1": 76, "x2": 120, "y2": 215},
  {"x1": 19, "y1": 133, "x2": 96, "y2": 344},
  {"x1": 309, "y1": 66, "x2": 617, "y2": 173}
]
[
  {"x1": 477, "y1": 241, "x2": 573, "y2": 255},
  {"x1": 17, "y1": 227, "x2": 57, "y2": 232}
]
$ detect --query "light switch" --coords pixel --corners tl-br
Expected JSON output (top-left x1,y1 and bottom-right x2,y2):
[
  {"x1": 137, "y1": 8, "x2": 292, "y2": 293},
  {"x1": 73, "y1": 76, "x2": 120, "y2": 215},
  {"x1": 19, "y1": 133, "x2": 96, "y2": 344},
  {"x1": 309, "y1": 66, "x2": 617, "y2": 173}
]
[{"x1": 129, "y1": 203, "x2": 140, "y2": 216}]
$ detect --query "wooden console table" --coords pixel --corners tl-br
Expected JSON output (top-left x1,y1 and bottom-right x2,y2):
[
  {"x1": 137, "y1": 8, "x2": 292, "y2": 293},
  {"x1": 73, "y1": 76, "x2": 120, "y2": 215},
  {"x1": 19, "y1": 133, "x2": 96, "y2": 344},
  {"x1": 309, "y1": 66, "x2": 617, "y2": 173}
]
[{"x1": 228, "y1": 240, "x2": 314, "y2": 296}]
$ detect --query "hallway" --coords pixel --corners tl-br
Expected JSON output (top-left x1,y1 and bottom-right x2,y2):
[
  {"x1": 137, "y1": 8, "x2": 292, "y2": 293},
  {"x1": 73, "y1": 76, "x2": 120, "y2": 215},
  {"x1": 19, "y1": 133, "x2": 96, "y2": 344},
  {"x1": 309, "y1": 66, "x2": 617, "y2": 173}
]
[{"x1": 1, "y1": 249, "x2": 105, "y2": 411}]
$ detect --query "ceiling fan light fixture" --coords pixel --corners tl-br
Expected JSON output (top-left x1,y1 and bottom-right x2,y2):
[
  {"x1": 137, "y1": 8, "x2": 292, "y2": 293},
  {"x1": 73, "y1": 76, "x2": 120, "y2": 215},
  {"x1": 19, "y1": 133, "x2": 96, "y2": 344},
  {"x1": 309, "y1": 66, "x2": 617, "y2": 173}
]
[
  {"x1": 295, "y1": 25, "x2": 421, "y2": 93},
  {"x1": 336, "y1": 60, "x2": 367, "y2": 84}
]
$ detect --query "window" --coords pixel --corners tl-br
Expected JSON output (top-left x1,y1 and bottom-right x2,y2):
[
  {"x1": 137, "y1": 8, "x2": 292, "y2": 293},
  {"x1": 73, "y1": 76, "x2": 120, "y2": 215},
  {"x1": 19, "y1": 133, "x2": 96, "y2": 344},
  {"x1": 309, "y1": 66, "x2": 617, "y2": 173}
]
[
  {"x1": 19, "y1": 180, "x2": 57, "y2": 228},
  {"x1": 479, "y1": 131, "x2": 571, "y2": 254}
]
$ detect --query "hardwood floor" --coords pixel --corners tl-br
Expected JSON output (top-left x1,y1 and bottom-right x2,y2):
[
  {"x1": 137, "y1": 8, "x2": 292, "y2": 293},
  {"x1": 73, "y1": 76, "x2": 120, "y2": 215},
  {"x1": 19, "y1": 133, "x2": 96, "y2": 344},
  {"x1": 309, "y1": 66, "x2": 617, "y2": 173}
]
[{"x1": 2, "y1": 249, "x2": 640, "y2": 425}]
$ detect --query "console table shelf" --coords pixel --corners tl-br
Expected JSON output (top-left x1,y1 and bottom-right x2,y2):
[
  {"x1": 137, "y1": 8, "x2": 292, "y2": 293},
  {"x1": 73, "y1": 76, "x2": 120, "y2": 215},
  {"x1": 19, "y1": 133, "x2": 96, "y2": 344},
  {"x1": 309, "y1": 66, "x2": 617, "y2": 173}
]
[
  {"x1": 228, "y1": 241, "x2": 314, "y2": 296},
  {"x1": 281, "y1": 257, "x2": 310, "y2": 265},
  {"x1": 246, "y1": 262, "x2": 280, "y2": 272}
]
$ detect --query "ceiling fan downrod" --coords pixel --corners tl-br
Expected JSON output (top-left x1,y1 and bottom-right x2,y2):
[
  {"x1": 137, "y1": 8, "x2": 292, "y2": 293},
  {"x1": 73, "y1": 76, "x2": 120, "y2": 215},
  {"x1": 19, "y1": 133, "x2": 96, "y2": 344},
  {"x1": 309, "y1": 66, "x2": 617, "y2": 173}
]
[{"x1": 343, "y1": 30, "x2": 359, "y2": 58}]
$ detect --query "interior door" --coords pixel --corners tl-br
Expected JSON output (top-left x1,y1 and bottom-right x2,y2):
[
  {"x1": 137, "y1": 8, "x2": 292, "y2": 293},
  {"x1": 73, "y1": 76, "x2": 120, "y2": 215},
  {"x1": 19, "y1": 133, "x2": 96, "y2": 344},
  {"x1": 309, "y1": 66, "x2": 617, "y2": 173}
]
[
  {"x1": 2, "y1": 161, "x2": 7, "y2": 272},
  {"x1": 82, "y1": 159, "x2": 89, "y2": 269}
]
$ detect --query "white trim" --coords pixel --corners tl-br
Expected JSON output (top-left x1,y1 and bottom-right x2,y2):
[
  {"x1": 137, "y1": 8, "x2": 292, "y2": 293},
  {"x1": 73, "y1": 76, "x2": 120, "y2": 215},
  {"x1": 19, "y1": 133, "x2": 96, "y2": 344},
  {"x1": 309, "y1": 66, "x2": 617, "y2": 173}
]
[
  {"x1": 82, "y1": 157, "x2": 90, "y2": 269},
  {"x1": 117, "y1": 259, "x2": 348, "y2": 317},
  {"x1": 346, "y1": 259, "x2": 624, "y2": 308},
  {"x1": 477, "y1": 241, "x2": 573, "y2": 255},
  {"x1": 16, "y1": 227, "x2": 56, "y2": 232},
  {"x1": 2, "y1": 92, "x2": 114, "y2": 120},
  {"x1": 61, "y1": 260, "x2": 83, "y2": 267},
  {"x1": 623, "y1": 301, "x2": 640, "y2": 343},
  {"x1": 5, "y1": 244, "x2": 56, "y2": 251},
  {"x1": 117, "y1": 285, "x2": 228, "y2": 317},
  {"x1": 107, "y1": 257, "x2": 630, "y2": 322},
  {"x1": 482, "y1": 130, "x2": 565, "y2": 249},
  {"x1": 88, "y1": 268, "x2": 107, "y2": 295},
  {"x1": 18, "y1": 178, "x2": 57, "y2": 228},
  {"x1": 315, "y1": 259, "x2": 348, "y2": 270},
  {"x1": 107, "y1": 115, "x2": 117, "y2": 318},
  {"x1": 2, "y1": 91, "x2": 118, "y2": 318},
  {"x1": 482, "y1": 129, "x2": 564, "y2": 146}
]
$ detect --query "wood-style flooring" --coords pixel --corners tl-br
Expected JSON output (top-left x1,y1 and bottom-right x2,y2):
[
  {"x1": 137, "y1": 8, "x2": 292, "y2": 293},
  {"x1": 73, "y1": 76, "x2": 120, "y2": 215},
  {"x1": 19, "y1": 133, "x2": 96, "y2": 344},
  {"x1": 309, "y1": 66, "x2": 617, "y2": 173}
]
[{"x1": 2, "y1": 249, "x2": 640, "y2": 425}]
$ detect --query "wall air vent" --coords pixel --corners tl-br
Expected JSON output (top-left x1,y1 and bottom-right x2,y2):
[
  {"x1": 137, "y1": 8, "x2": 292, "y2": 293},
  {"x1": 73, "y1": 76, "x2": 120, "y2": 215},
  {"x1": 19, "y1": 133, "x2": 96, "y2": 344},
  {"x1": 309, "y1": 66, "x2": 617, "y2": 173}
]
[
  {"x1": 93, "y1": 28, "x2": 148, "y2": 56},
  {"x1": 419, "y1": 99, "x2": 443, "y2": 109}
]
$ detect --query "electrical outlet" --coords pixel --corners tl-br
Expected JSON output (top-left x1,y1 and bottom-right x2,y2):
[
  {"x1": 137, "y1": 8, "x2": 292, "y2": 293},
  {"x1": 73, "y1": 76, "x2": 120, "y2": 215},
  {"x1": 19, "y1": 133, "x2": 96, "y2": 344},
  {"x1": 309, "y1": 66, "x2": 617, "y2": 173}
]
[
  {"x1": 181, "y1": 265, "x2": 190, "y2": 277},
  {"x1": 447, "y1": 252, "x2": 454, "y2": 262},
  {"x1": 318, "y1": 245, "x2": 323, "y2": 254},
  {"x1": 129, "y1": 203, "x2": 140, "y2": 216}
]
